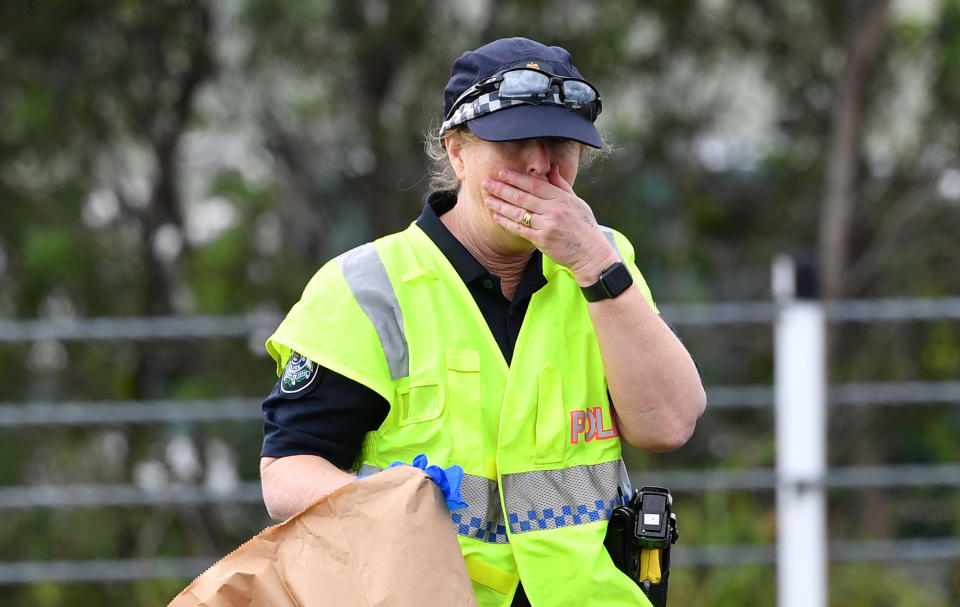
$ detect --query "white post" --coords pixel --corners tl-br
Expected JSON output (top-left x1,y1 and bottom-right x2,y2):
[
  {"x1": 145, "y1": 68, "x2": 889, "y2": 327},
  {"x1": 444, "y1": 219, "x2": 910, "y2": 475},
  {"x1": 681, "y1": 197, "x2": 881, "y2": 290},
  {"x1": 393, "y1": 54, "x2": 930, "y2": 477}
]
[{"x1": 773, "y1": 255, "x2": 827, "y2": 607}]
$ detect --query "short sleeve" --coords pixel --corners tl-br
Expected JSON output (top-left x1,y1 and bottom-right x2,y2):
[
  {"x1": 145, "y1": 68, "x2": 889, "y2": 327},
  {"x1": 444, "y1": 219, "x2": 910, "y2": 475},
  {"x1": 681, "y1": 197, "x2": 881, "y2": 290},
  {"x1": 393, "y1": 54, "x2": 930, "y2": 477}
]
[{"x1": 261, "y1": 355, "x2": 389, "y2": 470}]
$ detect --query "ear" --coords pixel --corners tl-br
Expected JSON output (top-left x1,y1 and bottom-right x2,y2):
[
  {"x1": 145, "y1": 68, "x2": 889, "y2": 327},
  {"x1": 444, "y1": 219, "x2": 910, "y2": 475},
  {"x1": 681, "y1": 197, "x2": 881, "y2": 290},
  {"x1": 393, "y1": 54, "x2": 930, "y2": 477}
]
[{"x1": 445, "y1": 133, "x2": 467, "y2": 181}]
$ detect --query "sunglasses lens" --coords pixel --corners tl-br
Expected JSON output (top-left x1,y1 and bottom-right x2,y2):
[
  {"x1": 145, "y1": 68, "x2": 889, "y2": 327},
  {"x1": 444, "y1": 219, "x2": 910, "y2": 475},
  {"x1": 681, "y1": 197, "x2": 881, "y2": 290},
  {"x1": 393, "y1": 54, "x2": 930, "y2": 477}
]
[
  {"x1": 444, "y1": 69, "x2": 600, "y2": 127},
  {"x1": 562, "y1": 81, "x2": 596, "y2": 104},
  {"x1": 499, "y1": 70, "x2": 551, "y2": 100}
]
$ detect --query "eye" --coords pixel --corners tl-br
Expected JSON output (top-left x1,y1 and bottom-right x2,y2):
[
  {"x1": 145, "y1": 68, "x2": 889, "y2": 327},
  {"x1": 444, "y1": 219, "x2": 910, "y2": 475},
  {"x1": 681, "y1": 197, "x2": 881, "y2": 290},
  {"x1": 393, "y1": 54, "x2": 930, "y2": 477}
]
[
  {"x1": 548, "y1": 139, "x2": 579, "y2": 156},
  {"x1": 501, "y1": 141, "x2": 525, "y2": 155}
]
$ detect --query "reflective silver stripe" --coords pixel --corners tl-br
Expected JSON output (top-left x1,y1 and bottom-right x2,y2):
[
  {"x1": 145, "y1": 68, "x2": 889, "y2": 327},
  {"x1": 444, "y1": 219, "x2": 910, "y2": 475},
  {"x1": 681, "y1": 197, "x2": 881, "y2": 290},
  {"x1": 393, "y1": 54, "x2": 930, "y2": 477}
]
[
  {"x1": 599, "y1": 226, "x2": 623, "y2": 261},
  {"x1": 360, "y1": 465, "x2": 508, "y2": 544},
  {"x1": 618, "y1": 458, "x2": 633, "y2": 498},
  {"x1": 336, "y1": 243, "x2": 409, "y2": 380},
  {"x1": 453, "y1": 474, "x2": 509, "y2": 544},
  {"x1": 502, "y1": 460, "x2": 621, "y2": 534}
]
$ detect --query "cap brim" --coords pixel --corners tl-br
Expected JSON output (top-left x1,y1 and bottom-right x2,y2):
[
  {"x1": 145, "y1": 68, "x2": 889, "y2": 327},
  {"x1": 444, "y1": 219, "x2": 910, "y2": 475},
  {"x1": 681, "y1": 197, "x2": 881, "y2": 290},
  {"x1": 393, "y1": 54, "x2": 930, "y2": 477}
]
[{"x1": 466, "y1": 104, "x2": 602, "y2": 149}]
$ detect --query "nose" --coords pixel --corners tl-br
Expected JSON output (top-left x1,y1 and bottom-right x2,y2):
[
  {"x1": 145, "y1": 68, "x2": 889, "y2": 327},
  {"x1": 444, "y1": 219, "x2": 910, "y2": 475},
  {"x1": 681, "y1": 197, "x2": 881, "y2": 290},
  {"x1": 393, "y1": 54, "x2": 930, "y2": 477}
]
[{"x1": 522, "y1": 140, "x2": 550, "y2": 177}]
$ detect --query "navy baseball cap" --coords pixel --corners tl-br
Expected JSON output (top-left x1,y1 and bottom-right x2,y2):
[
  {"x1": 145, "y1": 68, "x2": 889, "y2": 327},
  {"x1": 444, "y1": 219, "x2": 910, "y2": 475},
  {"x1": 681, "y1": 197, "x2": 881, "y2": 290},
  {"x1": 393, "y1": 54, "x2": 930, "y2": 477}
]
[{"x1": 441, "y1": 37, "x2": 603, "y2": 148}]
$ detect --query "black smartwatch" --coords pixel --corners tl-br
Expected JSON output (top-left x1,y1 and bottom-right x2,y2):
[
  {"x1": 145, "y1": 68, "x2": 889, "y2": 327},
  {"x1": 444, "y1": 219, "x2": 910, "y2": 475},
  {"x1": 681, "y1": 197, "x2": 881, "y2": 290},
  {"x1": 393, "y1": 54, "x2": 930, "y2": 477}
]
[{"x1": 581, "y1": 261, "x2": 634, "y2": 302}]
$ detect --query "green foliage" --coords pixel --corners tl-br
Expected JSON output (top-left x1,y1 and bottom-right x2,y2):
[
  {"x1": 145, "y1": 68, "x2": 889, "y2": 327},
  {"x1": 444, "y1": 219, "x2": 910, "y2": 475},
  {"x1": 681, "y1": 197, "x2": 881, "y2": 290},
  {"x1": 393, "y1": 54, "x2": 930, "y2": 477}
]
[
  {"x1": 922, "y1": 323, "x2": 960, "y2": 379},
  {"x1": 830, "y1": 564, "x2": 951, "y2": 607},
  {"x1": 671, "y1": 565, "x2": 775, "y2": 607}
]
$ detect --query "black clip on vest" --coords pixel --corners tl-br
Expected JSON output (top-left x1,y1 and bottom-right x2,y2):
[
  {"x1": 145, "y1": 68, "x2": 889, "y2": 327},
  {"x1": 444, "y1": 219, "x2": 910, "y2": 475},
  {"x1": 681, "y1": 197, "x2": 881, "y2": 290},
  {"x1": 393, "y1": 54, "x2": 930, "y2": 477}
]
[{"x1": 603, "y1": 486, "x2": 679, "y2": 607}]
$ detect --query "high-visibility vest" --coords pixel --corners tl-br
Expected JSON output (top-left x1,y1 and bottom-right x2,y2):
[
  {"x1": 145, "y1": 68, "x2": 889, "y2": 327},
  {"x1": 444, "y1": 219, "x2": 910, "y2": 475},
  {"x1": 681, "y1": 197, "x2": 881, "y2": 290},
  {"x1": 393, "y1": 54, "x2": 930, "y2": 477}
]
[{"x1": 267, "y1": 223, "x2": 657, "y2": 607}]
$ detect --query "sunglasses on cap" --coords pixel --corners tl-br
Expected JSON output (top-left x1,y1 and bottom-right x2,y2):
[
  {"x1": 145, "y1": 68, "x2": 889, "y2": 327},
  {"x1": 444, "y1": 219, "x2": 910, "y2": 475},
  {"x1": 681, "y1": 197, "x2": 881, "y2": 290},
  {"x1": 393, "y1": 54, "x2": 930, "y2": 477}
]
[{"x1": 446, "y1": 67, "x2": 603, "y2": 123}]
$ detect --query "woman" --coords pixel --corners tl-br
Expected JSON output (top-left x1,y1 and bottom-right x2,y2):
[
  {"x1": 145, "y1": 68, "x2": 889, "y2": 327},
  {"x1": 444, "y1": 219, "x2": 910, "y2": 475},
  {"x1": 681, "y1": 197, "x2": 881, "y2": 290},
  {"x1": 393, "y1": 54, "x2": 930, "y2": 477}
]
[{"x1": 260, "y1": 37, "x2": 705, "y2": 607}]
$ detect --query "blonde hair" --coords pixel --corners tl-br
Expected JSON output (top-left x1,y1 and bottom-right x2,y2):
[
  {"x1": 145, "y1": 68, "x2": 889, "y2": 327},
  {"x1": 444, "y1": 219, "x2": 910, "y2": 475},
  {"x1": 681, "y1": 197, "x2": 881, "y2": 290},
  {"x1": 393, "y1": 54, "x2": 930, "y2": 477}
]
[
  {"x1": 423, "y1": 123, "x2": 473, "y2": 193},
  {"x1": 423, "y1": 118, "x2": 611, "y2": 193}
]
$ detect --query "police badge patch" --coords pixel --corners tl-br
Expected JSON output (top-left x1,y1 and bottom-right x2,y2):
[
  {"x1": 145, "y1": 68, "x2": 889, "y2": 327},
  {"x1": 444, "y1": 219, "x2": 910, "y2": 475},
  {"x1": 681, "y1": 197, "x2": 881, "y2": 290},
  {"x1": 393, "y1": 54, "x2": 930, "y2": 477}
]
[{"x1": 280, "y1": 352, "x2": 319, "y2": 395}]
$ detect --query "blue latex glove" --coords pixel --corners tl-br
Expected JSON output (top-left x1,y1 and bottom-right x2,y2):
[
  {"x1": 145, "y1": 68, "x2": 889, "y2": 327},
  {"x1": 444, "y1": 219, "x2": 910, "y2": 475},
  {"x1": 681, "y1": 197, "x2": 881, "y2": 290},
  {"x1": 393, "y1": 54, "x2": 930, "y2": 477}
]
[{"x1": 389, "y1": 454, "x2": 468, "y2": 511}]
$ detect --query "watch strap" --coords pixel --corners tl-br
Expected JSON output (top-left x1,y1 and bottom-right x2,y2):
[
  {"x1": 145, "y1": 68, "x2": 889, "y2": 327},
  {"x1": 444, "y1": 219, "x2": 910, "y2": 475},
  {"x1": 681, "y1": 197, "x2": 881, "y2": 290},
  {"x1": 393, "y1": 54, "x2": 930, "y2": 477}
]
[{"x1": 581, "y1": 261, "x2": 633, "y2": 302}]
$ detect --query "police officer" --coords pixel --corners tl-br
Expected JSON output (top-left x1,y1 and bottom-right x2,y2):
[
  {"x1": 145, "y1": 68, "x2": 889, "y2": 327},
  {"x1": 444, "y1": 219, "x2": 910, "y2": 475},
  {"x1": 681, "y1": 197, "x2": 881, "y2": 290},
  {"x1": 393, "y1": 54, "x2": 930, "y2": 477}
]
[{"x1": 259, "y1": 37, "x2": 705, "y2": 607}]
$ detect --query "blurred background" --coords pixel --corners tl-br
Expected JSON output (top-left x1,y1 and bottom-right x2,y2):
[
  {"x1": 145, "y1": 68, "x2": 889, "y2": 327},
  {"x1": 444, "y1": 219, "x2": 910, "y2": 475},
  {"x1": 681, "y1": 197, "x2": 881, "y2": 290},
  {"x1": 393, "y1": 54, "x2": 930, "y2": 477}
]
[{"x1": 1, "y1": 0, "x2": 960, "y2": 605}]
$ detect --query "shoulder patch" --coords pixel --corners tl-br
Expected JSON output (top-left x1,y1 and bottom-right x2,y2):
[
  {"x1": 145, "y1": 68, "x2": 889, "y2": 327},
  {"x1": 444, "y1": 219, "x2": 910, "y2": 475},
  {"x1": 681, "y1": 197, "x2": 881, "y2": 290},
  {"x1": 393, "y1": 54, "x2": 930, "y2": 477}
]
[{"x1": 280, "y1": 352, "x2": 319, "y2": 395}]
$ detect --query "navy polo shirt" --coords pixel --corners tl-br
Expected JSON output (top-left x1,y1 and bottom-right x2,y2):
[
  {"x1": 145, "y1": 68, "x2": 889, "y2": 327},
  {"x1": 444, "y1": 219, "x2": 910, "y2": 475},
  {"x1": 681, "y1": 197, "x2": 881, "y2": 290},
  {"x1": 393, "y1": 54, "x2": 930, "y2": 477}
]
[{"x1": 260, "y1": 190, "x2": 548, "y2": 468}]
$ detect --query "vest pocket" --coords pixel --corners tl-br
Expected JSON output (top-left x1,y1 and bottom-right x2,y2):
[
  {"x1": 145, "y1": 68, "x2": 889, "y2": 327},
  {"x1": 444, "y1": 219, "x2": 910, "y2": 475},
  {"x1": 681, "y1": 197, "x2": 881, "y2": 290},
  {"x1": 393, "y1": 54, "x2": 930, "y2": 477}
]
[
  {"x1": 534, "y1": 363, "x2": 564, "y2": 464},
  {"x1": 397, "y1": 380, "x2": 444, "y2": 426},
  {"x1": 445, "y1": 348, "x2": 484, "y2": 457},
  {"x1": 445, "y1": 348, "x2": 481, "y2": 374}
]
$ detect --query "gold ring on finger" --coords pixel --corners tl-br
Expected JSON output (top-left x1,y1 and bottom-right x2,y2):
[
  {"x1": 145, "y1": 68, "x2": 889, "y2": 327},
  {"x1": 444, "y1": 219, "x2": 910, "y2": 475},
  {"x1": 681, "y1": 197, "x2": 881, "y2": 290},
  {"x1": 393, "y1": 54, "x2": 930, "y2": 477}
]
[{"x1": 521, "y1": 211, "x2": 533, "y2": 228}]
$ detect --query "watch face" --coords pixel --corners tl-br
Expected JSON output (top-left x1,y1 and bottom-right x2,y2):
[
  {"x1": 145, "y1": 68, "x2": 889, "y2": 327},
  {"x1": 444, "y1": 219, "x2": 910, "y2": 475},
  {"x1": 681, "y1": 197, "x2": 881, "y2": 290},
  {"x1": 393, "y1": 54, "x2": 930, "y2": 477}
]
[{"x1": 603, "y1": 262, "x2": 633, "y2": 298}]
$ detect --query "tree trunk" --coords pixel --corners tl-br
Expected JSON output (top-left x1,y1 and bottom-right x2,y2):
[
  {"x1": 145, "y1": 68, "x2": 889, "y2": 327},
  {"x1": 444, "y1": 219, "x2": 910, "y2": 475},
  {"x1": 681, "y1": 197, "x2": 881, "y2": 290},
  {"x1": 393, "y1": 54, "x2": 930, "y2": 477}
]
[
  {"x1": 818, "y1": 0, "x2": 891, "y2": 539},
  {"x1": 818, "y1": 0, "x2": 890, "y2": 301}
]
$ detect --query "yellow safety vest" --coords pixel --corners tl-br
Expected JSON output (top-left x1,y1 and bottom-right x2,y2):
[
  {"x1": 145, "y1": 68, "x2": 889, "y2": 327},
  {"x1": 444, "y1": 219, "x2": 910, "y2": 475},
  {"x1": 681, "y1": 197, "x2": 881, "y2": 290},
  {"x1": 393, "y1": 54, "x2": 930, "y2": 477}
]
[{"x1": 268, "y1": 223, "x2": 657, "y2": 607}]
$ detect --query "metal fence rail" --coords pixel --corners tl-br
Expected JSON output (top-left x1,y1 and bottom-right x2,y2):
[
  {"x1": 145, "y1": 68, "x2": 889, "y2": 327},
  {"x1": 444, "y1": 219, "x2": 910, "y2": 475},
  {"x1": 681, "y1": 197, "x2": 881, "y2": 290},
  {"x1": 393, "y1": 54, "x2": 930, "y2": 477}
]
[
  {"x1": 0, "y1": 482, "x2": 265, "y2": 509},
  {"x1": 1, "y1": 380, "x2": 958, "y2": 427},
  {"x1": 705, "y1": 381, "x2": 960, "y2": 408},
  {"x1": 0, "y1": 558, "x2": 215, "y2": 585},
  {"x1": 659, "y1": 297, "x2": 960, "y2": 325},
  {"x1": 3, "y1": 297, "x2": 960, "y2": 344},
  {"x1": 2, "y1": 464, "x2": 959, "y2": 510},
  {"x1": 637, "y1": 463, "x2": 960, "y2": 492},
  {"x1": 4, "y1": 538, "x2": 960, "y2": 586},
  {"x1": 675, "y1": 538, "x2": 960, "y2": 568},
  {"x1": 0, "y1": 398, "x2": 262, "y2": 426},
  {"x1": 822, "y1": 297, "x2": 960, "y2": 322},
  {"x1": 0, "y1": 314, "x2": 280, "y2": 343}
]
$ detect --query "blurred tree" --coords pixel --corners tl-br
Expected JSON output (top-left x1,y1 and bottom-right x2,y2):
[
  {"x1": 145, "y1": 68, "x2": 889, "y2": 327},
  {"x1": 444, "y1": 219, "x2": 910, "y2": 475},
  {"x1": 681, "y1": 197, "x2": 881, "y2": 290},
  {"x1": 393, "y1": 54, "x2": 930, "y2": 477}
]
[{"x1": 819, "y1": 0, "x2": 891, "y2": 302}]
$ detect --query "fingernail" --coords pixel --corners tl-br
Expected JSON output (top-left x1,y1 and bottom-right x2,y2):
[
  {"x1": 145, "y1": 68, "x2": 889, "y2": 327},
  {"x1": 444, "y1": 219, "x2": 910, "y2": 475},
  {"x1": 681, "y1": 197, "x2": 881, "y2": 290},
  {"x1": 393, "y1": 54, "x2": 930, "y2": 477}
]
[
  {"x1": 481, "y1": 179, "x2": 491, "y2": 189},
  {"x1": 498, "y1": 169, "x2": 509, "y2": 179}
]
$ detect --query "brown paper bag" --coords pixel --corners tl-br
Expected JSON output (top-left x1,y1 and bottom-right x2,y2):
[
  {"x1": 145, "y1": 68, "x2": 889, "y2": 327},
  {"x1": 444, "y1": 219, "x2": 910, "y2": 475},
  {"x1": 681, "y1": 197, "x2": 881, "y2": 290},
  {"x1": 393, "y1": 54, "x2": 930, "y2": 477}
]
[{"x1": 169, "y1": 465, "x2": 478, "y2": 607}]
